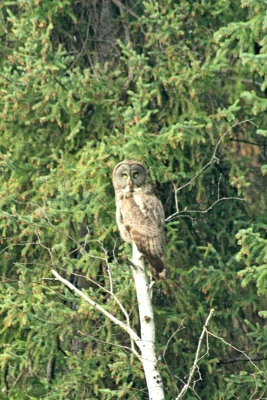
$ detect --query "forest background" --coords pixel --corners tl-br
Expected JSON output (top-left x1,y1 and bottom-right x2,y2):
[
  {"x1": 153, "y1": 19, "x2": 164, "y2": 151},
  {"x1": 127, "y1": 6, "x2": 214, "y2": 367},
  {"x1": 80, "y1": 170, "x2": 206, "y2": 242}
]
[{"x1": 0, "y1": 0, "x2": 266, "y2": 399}]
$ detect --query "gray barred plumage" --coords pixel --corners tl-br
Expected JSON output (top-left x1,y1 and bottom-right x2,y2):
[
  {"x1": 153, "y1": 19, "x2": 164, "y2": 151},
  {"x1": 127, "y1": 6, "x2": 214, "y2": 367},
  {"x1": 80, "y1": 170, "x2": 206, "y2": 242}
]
[{"x1": 112, "y1": 160, "x2": 167, "y2": 280}]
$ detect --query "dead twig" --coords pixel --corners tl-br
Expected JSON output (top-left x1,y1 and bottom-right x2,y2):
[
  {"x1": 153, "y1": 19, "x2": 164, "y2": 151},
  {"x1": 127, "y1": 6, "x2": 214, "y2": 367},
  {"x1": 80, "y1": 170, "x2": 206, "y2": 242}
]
[
  {"x1": 166, "y1": 120, "x2": 256, "y2": 222},
  {"x1": 176, "y1": 309, "x2": 215, "y2": 400}
]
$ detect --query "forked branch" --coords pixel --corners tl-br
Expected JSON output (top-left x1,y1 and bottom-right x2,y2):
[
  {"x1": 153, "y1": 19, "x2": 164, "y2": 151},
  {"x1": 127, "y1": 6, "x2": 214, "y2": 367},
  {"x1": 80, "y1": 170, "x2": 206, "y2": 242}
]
[
  {"x1": 176, "y1": 309, "x2": 215, "y2": 399},
  {"x1": 166, "y1": 120, "x2": 256, "y2": 222},
  {"x1": 51, "y1": 269, "x2": 141, "y2": 358}
]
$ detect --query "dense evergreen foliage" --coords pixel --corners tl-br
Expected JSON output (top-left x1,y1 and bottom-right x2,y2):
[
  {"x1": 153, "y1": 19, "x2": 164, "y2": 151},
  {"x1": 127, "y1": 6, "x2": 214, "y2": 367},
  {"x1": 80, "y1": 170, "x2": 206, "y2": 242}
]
[{"x1": 0, "y1": 0, "x2": 266, "y2": 399}]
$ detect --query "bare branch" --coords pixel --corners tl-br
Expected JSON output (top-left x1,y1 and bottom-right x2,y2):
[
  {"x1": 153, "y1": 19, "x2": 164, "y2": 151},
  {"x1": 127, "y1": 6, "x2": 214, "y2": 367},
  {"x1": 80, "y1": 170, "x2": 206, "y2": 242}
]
[
  {"x1": 162, "y1": 319, "x2": 186, "y2": 392},
  {"x1": 176, "y1": 308, "x2": 266, "y2": 400},
  {"x1": 166, "y1": 196, "x2": 245, "y2": 222},
  {"x1": 51, "y1": 269, "x2": 141, "y2": 348},
  {"x1": 176, "y1": 309, "x2": 215, "y2": 400},
  {"x1": 12, "y1": 370, "x2": 24, "y2": 388},
  {"x1": 166, "y1": 120, "x2": 256, "y2": 222},
  {"x1": 111, "y1": 0, "x2": 138, "y2": 19},
  {"x1": 163, "y1": 319, "x2": 186, "y2": 360},
  {"x1": 77, "y1": 330, "x2": 140, "y2": 359},
  {"x1": 249, "y1": 374, "x2": 258, "y2": 400},
  {"x1": 207, "y1": 330, "x2": 266, "y2": 381},
  {"x1": 230, "y1": 138, "x2": 266, "y2": 147}
]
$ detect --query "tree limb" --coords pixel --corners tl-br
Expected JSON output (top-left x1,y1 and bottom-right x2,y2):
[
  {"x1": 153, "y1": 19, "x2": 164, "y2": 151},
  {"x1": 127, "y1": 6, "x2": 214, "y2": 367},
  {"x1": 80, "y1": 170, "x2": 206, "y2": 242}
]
[
  {"x1": 51, "y1": 269, "x2": 141, "y2": 348},
  {"x1": 166, "y1": 120, "x2": 256, "y2": 222},
  {"x1": 131, "y1": 243, "x2": 165, "y2": 400},
  {"x1": 176, "y1": 309, "x2": 215, "y2": 400}
]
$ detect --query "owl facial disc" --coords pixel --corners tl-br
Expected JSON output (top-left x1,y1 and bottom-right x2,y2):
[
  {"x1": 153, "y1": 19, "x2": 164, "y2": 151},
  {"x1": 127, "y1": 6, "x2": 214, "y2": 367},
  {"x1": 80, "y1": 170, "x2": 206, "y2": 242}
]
[{"x1": 114, "y1": 163, "x2": 146, "y2": 191}]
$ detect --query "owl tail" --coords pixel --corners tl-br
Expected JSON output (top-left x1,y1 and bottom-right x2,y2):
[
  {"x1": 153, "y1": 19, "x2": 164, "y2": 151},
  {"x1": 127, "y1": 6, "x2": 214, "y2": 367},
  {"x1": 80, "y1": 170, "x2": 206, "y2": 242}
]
[
  {"x1": 148, "y1": 259, "x2": 167, "y2": 281},
  {"x1": 131, "y1": 231, "x2": 167, "y2": 280}
]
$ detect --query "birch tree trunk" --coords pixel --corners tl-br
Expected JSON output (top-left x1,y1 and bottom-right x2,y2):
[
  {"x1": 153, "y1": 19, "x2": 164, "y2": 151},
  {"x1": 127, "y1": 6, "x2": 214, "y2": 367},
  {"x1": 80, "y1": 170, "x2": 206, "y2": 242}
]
[{"x1": 132, "y1": 243, "x2": 165, "y2": 400}]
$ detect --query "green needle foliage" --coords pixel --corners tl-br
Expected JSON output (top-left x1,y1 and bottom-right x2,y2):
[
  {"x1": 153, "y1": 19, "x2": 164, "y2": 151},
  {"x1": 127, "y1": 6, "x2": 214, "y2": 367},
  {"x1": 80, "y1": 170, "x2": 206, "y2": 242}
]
[{"x1": 0, "y1": 0, "x2": 266, "y2": 399}]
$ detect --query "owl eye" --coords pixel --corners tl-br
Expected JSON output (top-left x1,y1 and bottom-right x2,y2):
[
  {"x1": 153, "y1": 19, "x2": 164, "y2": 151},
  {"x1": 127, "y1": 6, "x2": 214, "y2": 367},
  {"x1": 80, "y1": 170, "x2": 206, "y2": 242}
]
[
  {"x1": 133, "y1": 172, "x2": 139, "y2": 178},
  {"x1": 122, "y1": 173, "x2": 128, "y2": 179}
]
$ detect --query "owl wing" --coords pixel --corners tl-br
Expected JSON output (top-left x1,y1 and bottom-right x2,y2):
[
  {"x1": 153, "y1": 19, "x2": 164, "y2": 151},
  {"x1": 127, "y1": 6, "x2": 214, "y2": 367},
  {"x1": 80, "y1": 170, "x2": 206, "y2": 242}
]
[{"x1": 120, "y1": 193, "x2": 166, "y2": 279}]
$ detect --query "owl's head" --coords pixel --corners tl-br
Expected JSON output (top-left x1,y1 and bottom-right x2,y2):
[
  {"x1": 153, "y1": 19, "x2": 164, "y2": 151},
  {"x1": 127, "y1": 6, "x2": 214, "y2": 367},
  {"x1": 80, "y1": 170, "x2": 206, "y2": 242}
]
[{"x1": 112, "y1": 160, "x2": 151, "y2": 193}]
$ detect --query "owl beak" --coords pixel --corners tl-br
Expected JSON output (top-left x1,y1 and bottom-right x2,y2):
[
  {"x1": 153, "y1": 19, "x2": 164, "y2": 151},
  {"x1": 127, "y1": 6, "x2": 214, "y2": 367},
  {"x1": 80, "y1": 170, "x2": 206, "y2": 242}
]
[{"x1": 129, "y1": 179, "x2": 133, "y2": 188}]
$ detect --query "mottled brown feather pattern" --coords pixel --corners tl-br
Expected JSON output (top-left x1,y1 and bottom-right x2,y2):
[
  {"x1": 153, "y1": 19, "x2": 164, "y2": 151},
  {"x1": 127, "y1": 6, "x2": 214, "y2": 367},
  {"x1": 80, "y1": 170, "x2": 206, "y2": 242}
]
[{"x1": 112, "y1": 161, "x2": 167, "y2": 280}]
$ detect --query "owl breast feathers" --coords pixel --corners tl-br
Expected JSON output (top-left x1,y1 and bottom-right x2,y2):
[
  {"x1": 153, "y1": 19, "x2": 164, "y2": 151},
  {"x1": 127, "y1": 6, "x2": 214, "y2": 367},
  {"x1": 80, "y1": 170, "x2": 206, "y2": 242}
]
[{"x1": 112, "y1": 160, "x2": 167, "y2": 280}]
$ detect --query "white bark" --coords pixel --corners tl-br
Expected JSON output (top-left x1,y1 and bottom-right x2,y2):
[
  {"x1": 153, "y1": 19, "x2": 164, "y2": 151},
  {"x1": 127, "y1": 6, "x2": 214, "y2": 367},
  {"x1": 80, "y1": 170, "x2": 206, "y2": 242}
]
[
  {"x1": 52, "y1": 244, "x2": 165, "y2": 399},
  {"x1": 132, "y1": 243, "x2": 165, "y2": 400},
  {"x1": 51, "y1": 269, "x2": 141, "y2": 348}
]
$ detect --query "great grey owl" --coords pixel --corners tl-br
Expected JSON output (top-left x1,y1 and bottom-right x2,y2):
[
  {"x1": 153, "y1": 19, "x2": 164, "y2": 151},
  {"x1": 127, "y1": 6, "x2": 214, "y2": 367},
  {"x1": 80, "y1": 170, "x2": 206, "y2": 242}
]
[{"x1": 112, "y1": 160, "x2": 167, "y2": 280}]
